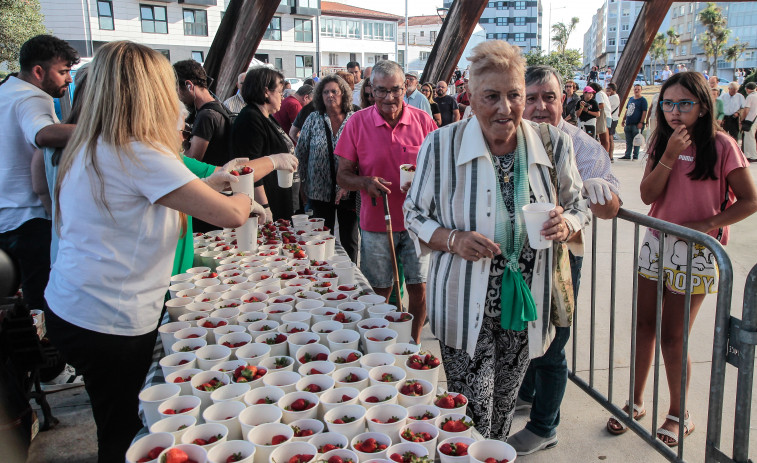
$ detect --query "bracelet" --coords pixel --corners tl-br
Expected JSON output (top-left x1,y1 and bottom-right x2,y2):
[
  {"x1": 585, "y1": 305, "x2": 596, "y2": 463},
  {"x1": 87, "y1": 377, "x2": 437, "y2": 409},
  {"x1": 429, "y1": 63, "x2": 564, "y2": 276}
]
[
  {"x1": 446, "y1": 229, "x2": 458, "y2": 253},
  {"x1": 658, "y1": 161, "x2": 673, "y2": 171}
]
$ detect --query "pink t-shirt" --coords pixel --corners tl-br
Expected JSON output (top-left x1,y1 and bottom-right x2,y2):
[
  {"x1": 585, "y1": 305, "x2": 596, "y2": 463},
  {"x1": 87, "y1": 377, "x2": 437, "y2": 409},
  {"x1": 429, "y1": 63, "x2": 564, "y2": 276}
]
[
  {"x1": 335, "y1": 103, "x2": 437, "y2": 232},
  {"x1": 648, "y1": 132, "x2": 748, "y2": 245}
]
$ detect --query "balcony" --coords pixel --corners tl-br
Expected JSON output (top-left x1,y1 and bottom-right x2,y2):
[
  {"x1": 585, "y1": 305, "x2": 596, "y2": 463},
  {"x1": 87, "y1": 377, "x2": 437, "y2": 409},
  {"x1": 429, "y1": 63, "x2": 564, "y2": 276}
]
[
  {"x1": 179, "y1": 0, "x2": 216, "y2": 5},
  {"x1": 398, "y1": 33, "x2": 436, "y2": 46}
]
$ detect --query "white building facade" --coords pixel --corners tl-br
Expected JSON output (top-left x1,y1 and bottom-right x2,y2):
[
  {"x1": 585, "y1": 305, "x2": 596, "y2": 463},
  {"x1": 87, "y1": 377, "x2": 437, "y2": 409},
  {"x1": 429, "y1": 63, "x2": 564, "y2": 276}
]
[{"x1": 398, "y1": 15, "x2": 443, "y2": 74}]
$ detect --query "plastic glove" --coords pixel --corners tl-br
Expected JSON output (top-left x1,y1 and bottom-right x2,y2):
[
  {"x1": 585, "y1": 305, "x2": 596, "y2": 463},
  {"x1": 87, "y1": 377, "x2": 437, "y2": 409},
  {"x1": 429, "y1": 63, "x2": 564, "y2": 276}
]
[
  {"x1": 250, "y1": 198, "x2": 265, "y2": 218},
  {"x1": 581, "y1": 178, "x2": 617, "y2": 206},
  {"x1": 203, "y1": 169, "x2": 239, "y2": 192},
  {"x1": 264, "y1": 205, "x2": 273, "y2": 223},
  {"x1": 269, "y1": 153, "x2": 299, "y2": 171}
]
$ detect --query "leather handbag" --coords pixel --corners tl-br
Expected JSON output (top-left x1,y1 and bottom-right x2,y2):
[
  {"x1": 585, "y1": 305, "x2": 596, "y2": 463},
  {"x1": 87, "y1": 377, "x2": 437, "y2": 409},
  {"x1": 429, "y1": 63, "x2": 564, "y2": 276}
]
[{"x1": 538, "y1": 123, "x2": 576, "y2": 327}]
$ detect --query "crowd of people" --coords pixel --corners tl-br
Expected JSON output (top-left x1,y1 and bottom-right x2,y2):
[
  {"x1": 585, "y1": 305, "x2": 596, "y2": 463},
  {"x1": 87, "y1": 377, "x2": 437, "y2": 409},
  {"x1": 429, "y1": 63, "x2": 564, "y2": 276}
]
[{"x1": 2, "y1": 33, "x2": 756, "y2": 462}]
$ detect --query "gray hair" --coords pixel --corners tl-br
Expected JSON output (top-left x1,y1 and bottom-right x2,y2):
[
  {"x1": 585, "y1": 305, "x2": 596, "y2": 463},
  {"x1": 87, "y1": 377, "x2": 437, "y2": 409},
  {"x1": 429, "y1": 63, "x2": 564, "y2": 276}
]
[
  {"x1": 296, "y1": 84, "x2": 314, "y2": 97},
  {"x1": 728, "y1": 81, "x2": 740, "y2": 91},
  {"x1": 371, "y1": 60, "x2": 404, "y2": 85},
  {"x1": 525, "y1": 65, "x2": 563, "y2": 95}
]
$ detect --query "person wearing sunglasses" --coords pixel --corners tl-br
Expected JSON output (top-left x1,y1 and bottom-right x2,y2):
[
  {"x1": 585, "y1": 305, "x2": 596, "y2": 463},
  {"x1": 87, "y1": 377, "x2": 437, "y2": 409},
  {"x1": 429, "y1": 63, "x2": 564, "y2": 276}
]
[
  {"x1": 607, "y1": 71, "x2": 757, "y2": 447},
  {"x1": 420, "y1": 82, "x2": 442, "y2": 127}
]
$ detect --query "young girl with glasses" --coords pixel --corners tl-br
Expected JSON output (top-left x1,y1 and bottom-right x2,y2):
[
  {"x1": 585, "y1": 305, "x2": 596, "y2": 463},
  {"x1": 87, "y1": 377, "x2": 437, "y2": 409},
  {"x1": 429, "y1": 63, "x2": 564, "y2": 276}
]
[{"x1": 606, "y1": 71, "x2": 757, "y2": 446}]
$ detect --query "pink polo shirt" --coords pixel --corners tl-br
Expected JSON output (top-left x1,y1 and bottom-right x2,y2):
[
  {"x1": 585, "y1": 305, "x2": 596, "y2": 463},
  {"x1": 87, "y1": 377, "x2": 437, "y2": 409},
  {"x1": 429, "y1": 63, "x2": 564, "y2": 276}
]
[
  {"x1": 335, "y1": 103, "x2": 437, "y2": 232},
  {"x1": 648, "y1": 132, "x2": 748, "y2": 245}
]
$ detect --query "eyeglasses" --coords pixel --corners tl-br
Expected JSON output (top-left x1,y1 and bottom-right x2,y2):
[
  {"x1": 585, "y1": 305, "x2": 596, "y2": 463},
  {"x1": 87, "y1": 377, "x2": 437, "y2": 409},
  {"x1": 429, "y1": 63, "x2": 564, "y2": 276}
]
[
  {"x1": 373, "y1": 86, "x2": 405, "y2": 98},
  {"x1": 660, "y1": 100, "x2": 699, "y2": 112}
]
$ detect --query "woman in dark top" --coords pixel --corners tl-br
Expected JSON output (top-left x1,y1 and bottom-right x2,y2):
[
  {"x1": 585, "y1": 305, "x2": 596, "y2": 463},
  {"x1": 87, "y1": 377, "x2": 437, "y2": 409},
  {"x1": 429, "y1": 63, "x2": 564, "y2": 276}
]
[
  {"x1": 359, "y1": 77, "x2": 374, "y2": 109},
  {"x1": 231, "y1": 67, "x2": 296, "y2": 221},
  {"x1": 421, "y1": 82, "x2": 442, "y2": 127}
]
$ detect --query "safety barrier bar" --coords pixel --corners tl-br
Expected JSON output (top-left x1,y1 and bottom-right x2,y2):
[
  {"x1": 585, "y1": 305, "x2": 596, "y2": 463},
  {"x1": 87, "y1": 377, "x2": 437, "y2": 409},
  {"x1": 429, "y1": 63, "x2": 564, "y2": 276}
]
[{"x1": 568, "y1": 208, "x2": 739, "y2": 463}]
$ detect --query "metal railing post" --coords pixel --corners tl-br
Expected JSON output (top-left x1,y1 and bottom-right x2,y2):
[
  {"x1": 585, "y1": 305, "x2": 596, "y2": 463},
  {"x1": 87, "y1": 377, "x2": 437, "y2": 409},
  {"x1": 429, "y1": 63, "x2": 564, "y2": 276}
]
[{"x1": 731, "y1": 264, "x2": 757, "y2": 462}]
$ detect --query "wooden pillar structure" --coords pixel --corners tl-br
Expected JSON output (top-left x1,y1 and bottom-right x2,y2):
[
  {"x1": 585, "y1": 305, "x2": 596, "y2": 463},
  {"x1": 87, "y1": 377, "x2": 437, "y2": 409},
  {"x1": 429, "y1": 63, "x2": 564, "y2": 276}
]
[
  {"x1": 421, "y1": 0, "x2": 489, "y2": 84},
  {"x1": 610, "y1": 0, "x2": 675, "y2": 105},
  {"x1": 203, "y1": 0, "x2": 281, "y2": 101}
]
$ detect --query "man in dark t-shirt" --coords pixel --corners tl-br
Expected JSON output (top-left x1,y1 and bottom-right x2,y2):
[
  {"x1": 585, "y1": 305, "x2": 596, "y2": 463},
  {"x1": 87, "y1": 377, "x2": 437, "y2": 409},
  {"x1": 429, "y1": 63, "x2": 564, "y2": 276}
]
[{"x1": 435, "y1": 80, "x2": 460, "y2": 126}]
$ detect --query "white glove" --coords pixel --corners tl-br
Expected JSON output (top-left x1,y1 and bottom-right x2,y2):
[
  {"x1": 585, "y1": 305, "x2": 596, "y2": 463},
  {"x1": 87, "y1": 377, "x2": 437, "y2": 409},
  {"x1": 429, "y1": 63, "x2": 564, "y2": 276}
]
[
  {"x1": 203, "y1": 158, "x2": 249, "y2": 191},
  {"x1": 269, "y1": 153, "x2": 299, "y2": 171},
  {"x1": 250, "y1": 198, "x2": 265, "y2": 218},
  {"x1": 581, "y1": 178, "x2": 618, "y2": 206},
  {"x1": 264, "y1": 205, "x2": 273, "y2": 223}
]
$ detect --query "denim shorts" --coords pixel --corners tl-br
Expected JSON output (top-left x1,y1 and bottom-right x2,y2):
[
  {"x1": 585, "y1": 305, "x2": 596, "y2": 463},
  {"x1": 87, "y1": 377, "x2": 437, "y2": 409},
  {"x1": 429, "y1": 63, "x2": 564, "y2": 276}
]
[{"x1": 360, "y1": 230, "x2": 429, "y2": 288}]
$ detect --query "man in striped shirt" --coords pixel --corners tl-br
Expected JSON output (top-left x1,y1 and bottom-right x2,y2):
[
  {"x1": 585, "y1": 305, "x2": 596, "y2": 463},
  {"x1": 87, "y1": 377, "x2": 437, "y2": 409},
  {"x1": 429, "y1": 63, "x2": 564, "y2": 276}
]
[{"x1": 507, "y1": 65, "x2": 621, "y2": 455}]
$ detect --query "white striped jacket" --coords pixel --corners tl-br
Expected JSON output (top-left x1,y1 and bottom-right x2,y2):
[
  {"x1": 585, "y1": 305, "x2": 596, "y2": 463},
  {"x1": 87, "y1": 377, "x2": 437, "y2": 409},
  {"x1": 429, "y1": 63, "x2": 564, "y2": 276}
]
[{"x1": 403, "y1": 117, "x2": 590, "y2": 358}]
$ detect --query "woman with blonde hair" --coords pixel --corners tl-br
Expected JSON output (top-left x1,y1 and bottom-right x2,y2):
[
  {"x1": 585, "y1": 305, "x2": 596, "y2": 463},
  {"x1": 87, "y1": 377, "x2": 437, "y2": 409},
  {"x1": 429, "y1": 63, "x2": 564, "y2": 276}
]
[
  {"x1": 404, "y1": 40, "x2": 588, "y2": 441},
  {"x1": 421, "y1": 82, "x2": 442, "y2": 126},
  {"x1": 44, "y1": 41, "x2": 253, "y2": 461}
]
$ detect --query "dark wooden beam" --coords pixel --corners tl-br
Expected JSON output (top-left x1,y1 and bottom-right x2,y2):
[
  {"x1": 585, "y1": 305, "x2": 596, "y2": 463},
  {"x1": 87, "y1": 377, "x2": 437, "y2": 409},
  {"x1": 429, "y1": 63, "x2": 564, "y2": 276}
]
[
  {"x1": 421, "y1": 0, "x2": 488, "y2": 84},
  {"x1": 611, "y1": 0, "x2": 675, "y2": 105},
  {"x1": 203, "y1": 0, "x2": 281, "y2": 101}
]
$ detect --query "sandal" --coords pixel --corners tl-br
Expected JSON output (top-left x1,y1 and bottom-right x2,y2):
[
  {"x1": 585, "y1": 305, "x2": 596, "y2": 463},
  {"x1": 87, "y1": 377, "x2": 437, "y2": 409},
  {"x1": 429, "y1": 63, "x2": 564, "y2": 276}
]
[
  {"x1": 606, "y1": 401, "x2": 646, "y2": 435},
  {"x1": 656, "y1": 413, "x2": 695, "y2": 447}
]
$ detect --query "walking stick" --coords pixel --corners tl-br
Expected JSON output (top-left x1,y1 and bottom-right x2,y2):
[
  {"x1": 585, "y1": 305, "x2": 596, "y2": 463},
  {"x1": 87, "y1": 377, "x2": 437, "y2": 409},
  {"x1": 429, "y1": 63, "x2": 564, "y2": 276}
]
[{"x1": 375, "y1": 192, "x2": 404, "y2": 313}]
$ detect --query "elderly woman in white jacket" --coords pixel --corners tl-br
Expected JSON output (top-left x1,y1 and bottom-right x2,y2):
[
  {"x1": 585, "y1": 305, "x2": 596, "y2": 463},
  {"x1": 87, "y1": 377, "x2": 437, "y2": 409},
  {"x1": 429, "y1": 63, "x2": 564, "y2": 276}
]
[{"x1": 403, "y1": 40, "x2": 590, "y2": 440}]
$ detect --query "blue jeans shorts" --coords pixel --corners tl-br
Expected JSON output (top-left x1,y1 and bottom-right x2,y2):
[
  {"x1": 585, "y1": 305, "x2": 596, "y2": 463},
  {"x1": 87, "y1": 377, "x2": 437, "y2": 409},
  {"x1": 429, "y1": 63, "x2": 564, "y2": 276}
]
[{"x1": 360, "y1": 230, "x2": 429, "y2": 288}]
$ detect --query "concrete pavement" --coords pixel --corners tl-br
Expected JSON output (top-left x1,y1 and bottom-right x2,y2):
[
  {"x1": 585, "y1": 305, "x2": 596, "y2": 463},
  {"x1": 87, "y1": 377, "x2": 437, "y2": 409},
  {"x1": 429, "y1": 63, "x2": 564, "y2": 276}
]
[{"x1": 26, "y1": 150, "x2": 757, "y2": 462}]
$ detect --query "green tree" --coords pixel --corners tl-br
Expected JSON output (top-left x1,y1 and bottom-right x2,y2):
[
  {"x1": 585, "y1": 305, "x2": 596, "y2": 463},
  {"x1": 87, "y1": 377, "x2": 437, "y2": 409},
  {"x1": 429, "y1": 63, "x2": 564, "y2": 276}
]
[
  {"x1": 551, "y1": 17, "x2": 579, "y2": 55},
  {"x1": 649, "y1": 33, "x2": 668, "y2": 83},
  {"x1": 524, "y1": 48, "x2": 582, "y2": 85},
  {"x1": 724, "y1": 39, "x2": 749, "y2": 69},
  {"x1": 698, "y1": 2, "x2": 730, "y2": 75},
  {"x1": 0, "y1": 0, "x2": 48, "y2": 72}
]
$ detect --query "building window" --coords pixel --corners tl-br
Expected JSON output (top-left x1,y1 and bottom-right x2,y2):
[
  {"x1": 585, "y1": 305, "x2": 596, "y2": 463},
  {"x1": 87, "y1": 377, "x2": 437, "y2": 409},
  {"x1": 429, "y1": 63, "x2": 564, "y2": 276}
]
[
  {"x1": 621, "y1": 24, "x2": 629, "y2": 31},
  {"x1": 608, "y1": 38, "x2": 616, "y2": 46},
  {"x1": 298, "y1": 0, "x2": 318, "y2": 7},
  {"x1": 295, "y1": 55, "x2": 313, "y2": 78},
  {"x1": 682, "y1": 45, "x2": 687, "y2": 55},
  {"x1": 183, "y1": 9, "x2": 208, "y2": 36},
  {"x1": 420, "y1": 51, "x2": 430, "y2": 61},
  {"x1": 97, "y1": 1, "x2": 114, "y2": 30},
  {"x1": 515, "y1": 17, "x2": 526, "y2": 26},
  {"x1": 430, "y1": 31, "x2": 437, "y2": 41},
  {"x1": 349, "y1": 53, "x2": 357, "y2": 62},
  {"x1": 486, "y1": 33, "x2": 495, "y2": 39},
  {"x1": 140, "y1": 4, "x2": 168, "y2": 34},
  {"x1": 515, "y1": 1, "x2": 526, "y2": 10},
  {"x1": 622, "y1": 9, "x2": 629, "y2": 16},
  {"x1": 347, "y1": 20, "x2": 361, "y2": 39},
  {"x1": 375, "y1": 22, "x2": 385, "y2": 40},
  {"x1": 294, "y1": 19, "x2": 313, "y2": 42},
  {"x1": 514, "y1": 33, "x2": 525, "y2": 42},
  {"x1": 156, "y1": 49, "x2": 170, "y2": 61},
  {"x1": 420, "y1": 31, "x2": 424, "y2": 37},
  {"x1": 496, "y1": 17, "x2": 507, "y2": 26},
  {"x1": 621, "y1": 38, "x2": 627, "y2": 45},
  {"x1": 264, "y1": 17, "x2": 282, "y2": 40},
  {"x1": 375, "y1": 54, "x2": 388, "y2": 64},
  {"x1": 329, "y1": 53, "x2": 338, "y2": 66},
  {"x1": 363, "y1": 22, "x2": 373, "y2": 39},
  {"x1": 398, "y1": 50, "x2": 405, "y2": 68},
  {"x1": 609, "y1": 26, "x2": 616, "y2": 32},
  {"x1": 191, "y1": 51, "x2": 204, "y2": 62},
  {"x1": 275, "y1": 58, "x2": 283, "y2": 70},
  {"x1": 487, "y1": 2, "x2": 494, "y2": 7}
]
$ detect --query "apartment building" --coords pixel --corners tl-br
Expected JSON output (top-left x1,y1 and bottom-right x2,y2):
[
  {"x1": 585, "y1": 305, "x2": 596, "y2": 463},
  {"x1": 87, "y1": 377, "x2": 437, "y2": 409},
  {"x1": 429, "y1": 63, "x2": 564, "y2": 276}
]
[
  {"x1": 443, "y1": 0, "x2": 542, "y2": 53},
  {"x1": 318, "y1": 1, "x2": 400, "y2": 74},
  {"x1": 582, "y1": 0, "x2": 650, "y2": 73},
  {"x1": 397, "y1": 15, "x2": 443, "y2": 73},
  {"x1": 256, "y1": 1, "x2": 320, "y2": 78}
]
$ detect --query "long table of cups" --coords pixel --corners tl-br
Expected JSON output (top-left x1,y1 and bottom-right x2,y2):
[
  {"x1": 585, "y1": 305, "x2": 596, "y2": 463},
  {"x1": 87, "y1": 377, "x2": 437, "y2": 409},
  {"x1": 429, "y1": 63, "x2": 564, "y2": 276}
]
[{"x1": 129, "y1": 216, "x2": 513, "y2": 463}]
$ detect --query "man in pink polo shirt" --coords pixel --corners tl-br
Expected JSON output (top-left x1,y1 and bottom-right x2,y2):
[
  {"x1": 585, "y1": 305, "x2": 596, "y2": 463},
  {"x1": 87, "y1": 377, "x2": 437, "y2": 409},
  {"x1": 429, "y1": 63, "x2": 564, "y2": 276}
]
[{"x1": 335, "y1": 60, "x2": 437, "y2": 343}]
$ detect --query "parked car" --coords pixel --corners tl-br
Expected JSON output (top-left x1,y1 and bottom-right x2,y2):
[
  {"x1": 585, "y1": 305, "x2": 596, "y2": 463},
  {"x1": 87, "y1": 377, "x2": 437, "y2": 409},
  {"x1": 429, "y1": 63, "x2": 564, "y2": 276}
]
[
  {"x1": 573, "y1": 73, "x2": 587, "y2": 90},
  {"x1": 633, "y1": 73, "x2": 649, "y2": 86},
  {"x1": 285, "y1": 78, "x2": 304, "y2": 91}
]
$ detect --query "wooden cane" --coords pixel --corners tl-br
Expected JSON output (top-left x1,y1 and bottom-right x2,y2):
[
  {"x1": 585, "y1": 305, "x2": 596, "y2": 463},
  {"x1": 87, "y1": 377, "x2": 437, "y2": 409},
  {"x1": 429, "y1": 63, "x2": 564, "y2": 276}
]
[{"x1": 380, "y1": 192, "x2": 405, "y2": 313}]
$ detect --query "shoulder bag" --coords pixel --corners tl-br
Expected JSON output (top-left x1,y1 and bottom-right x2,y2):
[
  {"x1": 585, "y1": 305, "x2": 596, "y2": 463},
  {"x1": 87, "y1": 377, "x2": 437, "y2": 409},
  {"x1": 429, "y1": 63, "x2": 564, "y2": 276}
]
[{"x1": 538, "y1": 123, "x2": 576, "y2": 327}]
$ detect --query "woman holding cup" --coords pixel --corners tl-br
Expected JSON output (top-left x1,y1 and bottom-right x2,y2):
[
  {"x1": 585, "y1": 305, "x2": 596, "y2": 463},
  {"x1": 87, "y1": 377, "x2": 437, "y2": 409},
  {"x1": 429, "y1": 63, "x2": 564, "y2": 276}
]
[{"x1": 403, "y1": 40, "x2": 588, "y2": 440}]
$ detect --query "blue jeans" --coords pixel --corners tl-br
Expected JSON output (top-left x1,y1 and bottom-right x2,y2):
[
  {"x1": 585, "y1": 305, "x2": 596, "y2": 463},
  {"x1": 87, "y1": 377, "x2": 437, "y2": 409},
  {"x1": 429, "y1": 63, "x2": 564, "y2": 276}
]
[
  {"x1": 624, "y1": 124, "x2": 641, "y2": 158},
  {"x1": 517, "y1": 252, "x2": 583, "y2": 438}
]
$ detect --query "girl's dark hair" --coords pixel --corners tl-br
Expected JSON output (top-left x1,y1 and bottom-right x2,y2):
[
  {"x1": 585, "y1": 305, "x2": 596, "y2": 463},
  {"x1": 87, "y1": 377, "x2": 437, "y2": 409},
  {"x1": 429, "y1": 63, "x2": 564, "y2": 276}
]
[
  {"x1": 588, "y1": 82, "x2": 603, "y2": 93},
  {"x1": 360, "y1": 77, "x2": 373, "y2": 109},
  {"x1": 313, "y1": 74, "x2": 353, "y2": 115},
  {"x1": 649, "y1": 71, "x2": 721, "y2": 180},
  {"x1": 242, "y1": 67, "x2": 285, "y2": 106}
]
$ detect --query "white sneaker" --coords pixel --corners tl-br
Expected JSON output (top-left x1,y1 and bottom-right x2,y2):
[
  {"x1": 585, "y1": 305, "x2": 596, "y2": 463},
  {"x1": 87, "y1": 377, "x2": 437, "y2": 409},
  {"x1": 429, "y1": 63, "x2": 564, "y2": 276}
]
[{"x1": 41, "y1": 364, "x2": 84, "y2": 392}]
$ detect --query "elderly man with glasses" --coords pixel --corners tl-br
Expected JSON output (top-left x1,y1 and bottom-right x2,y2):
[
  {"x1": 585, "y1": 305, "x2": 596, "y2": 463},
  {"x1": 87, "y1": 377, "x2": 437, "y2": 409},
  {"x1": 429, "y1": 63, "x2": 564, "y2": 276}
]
[{"x1": 335, "y1": 60, "x2": 438, "y2": 343}]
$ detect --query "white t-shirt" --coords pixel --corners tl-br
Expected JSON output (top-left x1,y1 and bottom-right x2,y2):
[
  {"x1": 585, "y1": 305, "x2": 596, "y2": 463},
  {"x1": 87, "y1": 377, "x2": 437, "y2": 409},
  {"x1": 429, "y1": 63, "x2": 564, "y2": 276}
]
[
  {"x1": 352, "y1": 81, "x2": 363, "y2": 107},
  {"x1": 596, "y1": 91, "x2": 611, "y2": 113},
  {"x1": 45, "y1": 139, "x2": 197, "y2": 336},
  {"x1": 0, "y1": 77, "x2": 58, "y2": 232},
  {"x1": 608, "y1": 94, "x2": 620, "y2": 121},
  {"x1": 745, "y1": 92, "x2": 757, "y2": 122}
]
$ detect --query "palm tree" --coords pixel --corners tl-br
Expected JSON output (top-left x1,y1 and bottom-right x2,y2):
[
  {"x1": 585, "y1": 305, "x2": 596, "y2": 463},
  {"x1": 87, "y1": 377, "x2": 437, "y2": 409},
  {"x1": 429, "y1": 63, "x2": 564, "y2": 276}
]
[
  {"x1": 724, "y1": 40, "x2": 749, "y2": 71},
  {"x1": 551, "y1": 17, "x2": 579, "y2": 55},
  {"x1": 699, "y1": 2, "x2": 730, "y2": 75},
  {"x1": 649, "y1": 33, "x2": 668, "y2": 83}
]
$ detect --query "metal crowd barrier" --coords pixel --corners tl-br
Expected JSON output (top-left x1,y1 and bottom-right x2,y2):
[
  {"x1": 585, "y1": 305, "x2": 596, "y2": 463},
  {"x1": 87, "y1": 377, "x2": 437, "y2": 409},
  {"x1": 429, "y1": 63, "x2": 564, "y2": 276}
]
[{"x1": 566, "y1": 208, "x2": 754, "y2": 463}]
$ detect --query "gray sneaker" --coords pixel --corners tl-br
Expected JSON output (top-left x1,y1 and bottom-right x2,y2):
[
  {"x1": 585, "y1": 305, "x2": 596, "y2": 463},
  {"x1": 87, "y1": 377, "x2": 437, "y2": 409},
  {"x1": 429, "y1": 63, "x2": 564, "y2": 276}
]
[
  {"x1": 41, "y1": 364, "x2": 84, "y2": 392},
  {"x1": 507, "y1": 428, "x2": 558, "y2": 455},
  {"x1": 513, "y1": 396, "x2": 532, "y2": 412}
]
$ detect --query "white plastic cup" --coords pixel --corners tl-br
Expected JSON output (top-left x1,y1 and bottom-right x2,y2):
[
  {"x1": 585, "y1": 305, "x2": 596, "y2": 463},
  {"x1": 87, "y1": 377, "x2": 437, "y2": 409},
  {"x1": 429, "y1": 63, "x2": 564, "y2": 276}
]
[
  {"x1": 238, "y1": 215, "x2": 259, "y2": 253},
  {"x1": 196, "y1": 344, "x2": 232, "y2": 371},
  {"x1": 160, "y1": 352, "x2": 197, "y2": 379},
  {"x1": 243, "y1": 386, "x2": 286, "y2": 408},
  {"x1": 359, "y1": 353, "x2": 395, "y2": 370},
  {"x1": 279, "y1": 390, "x2": 320, "y2": 423},
  {"x1": 385, "y1": 442, "x2": 428, "y2": 463},
  {"x1": 175, "y1": 326, "x2": 209, "y2": 343},
  {"x1": 328, "y1": 349, "x2": 363, "y2": 370},
  {"x1": 383, "y1": 312, "x2": 414, "y2": 344},
  {"x1": 236, "y1": 342, "x2": 272, "y2": 367},
  {"x1": 203, "y1": 400, "x2": 246, "y2": 440},
  {"x1": 319, "y1": 386, "x2": 360, "y2": 420},
  {"x1": 323, "y1": 404, "x2": 367, "y2": 443},
  {"x1": 139, "y1": 383, "x2": 181, "y2": 428},
  {"x1": 166, "y1": 297, "x2": 194, "y2": 322},
  {"x1": 289, "y1": 418, "x2": 325, "y2": 442},
  {"x1": 158, "y1": 395, "x2": 202, "y2": 422},
  {"x1": 165, "y1": 368, "x2": 202, "y2": 396},
  {"x1": 296, "y1": 373, "x2": 335, "y2": 397},
  {"x1": 358, "y1": 384, "x2": 399, "y2": 410},
  {"x1": 171, "y1": 338, "x2": 207, "y2": 356},
  {"x1": 231, "y1": 168, "x2": 256, "y2": 195},
  {"x1": 386, "y1": 343, "x2": 421, "y2": 374},
  {"x1": 207, "y1": 439, "x2": 256, "y2": 463},
  {"x1": 262, "y1": 370, "x2": 302, "y2": 394},
  {"x1": 437, "y1": 436, "x2": 476, "y2": 463},
  {"x1": 522, "y1": 202, "x2": 556, "y2": 250},
  {"x1": 158, "y1": 444, "x2": 208, "y2": 463},
  {"x1": 190, "y1": 370, "x2": 231, "y2": 410},
  {"x1": 259, "y1": 355, "x2": 295, "y2": 373},
  {"x1": 368, "y1": 365, "x2": 406, "y2": 388},
  {"x1": 149, "y1": 415, "x2": 197, "y2": 443},
  {"x1": 295, "y1": 343, "x2": 331, "y2": 368},
  {"x1": 365, "y1": 403, "x2": 408, "y2": 445},
  {"x1": 328, "y1": 329, "x2": 361, "y2": 352},
  {"x1": 180, "y1": 422, "x2": 229, "y2": 452},
  {"x1": 307, "y1": 432, "x2": 350, "y2": 456},
  {"x1": 406, "y1": 404, "x2": 441, "y2": 423},
  {"x1": 210, "y1": 381, "x2": 250, "y2": 404},
  {"x1": 239, "y1": 402, "x2": 283, "y2": 439},
  {"x1": 247, "y1": 421, "x2": 294, "y2": 463},
  {"x1": 363, "y1": 328, "x2": 398, "y2": 354},
  {"x1": 396, "y1": 379, "x2": 434, "y2": 408},
  {"x1": 468, "y1": 439, "x2": 517, "y2": 463},
  {"x1": 351, "y1": 431, "x2": 392, "y2": 462},
  {"x1": 126, "y1": 432, "x2": 175, "y2": 463},
  {"x1": 278, "y1": 170, "x2": 294, "y2": 188},
  {"x1": 288, "y1": 332, "x2": 321, "y2": 358},
  {"x1": 398, "y1": 421, "x2": 439, "y2": 459},
  {"x1": 435, "y1": 413, "x2": 474, "y2": 441},
  {"x1": 357, "y1": 294, "x2": 386, "y2": 308},
  {"x1": 298, "y1": 360, "x2": 336, "y2": 377},
  {"x1": 269, "y1": 441, "x2": 318, "y2": 463},
  {"x1": 169, "y1": 282, "x2": 195, "y2": 299},
  {"x1": 333, "y1": 366, "x2": 370, "y2": 391}
]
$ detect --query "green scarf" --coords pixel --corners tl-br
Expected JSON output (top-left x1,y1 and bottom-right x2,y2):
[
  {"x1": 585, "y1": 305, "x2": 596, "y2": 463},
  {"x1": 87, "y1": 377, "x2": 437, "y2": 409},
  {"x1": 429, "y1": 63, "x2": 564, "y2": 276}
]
[{"x1": 487, "y1": 127, "x2": 538, "y2": 331}]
